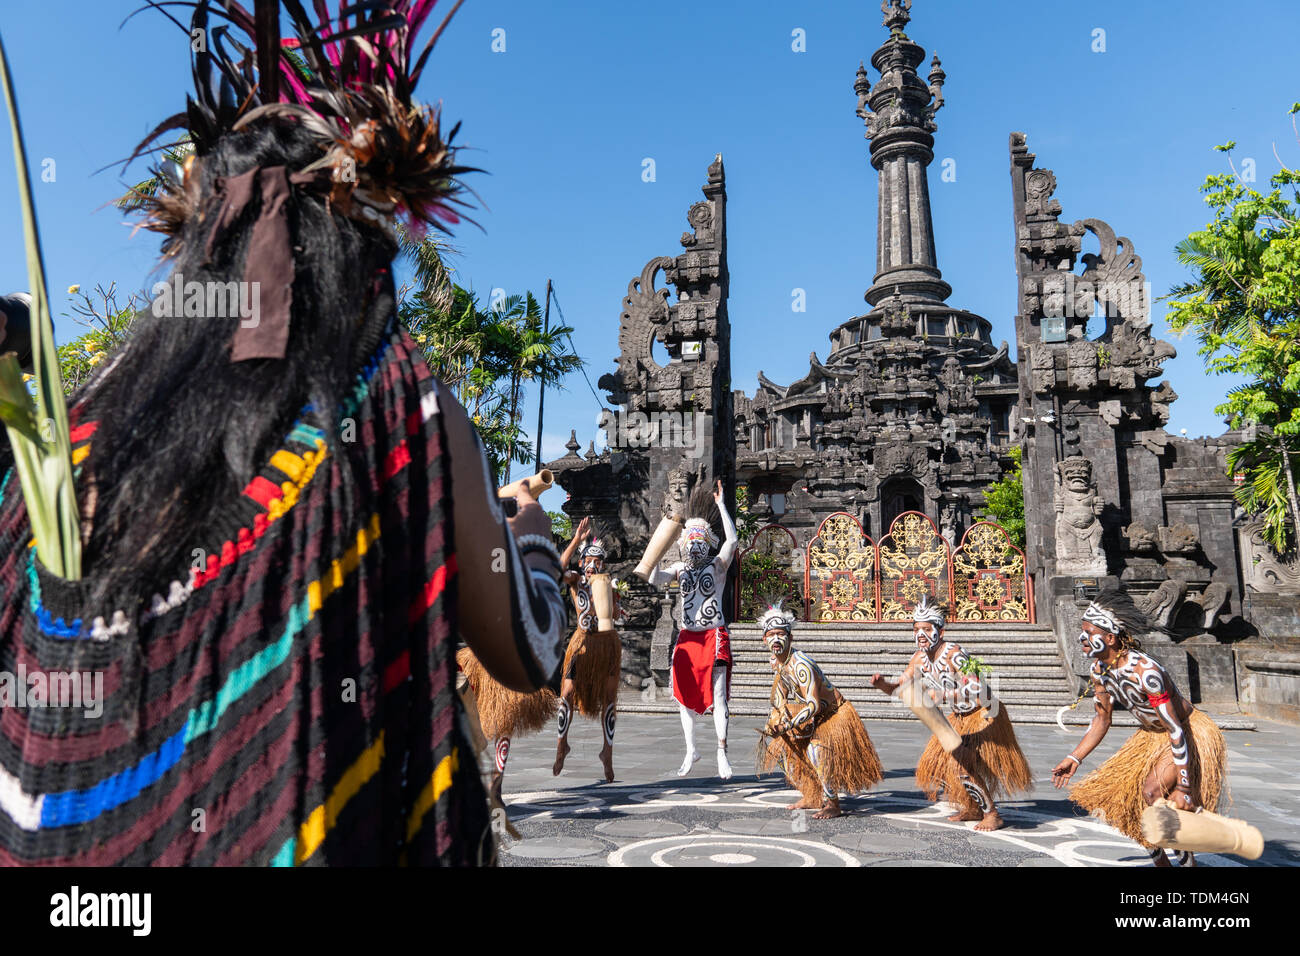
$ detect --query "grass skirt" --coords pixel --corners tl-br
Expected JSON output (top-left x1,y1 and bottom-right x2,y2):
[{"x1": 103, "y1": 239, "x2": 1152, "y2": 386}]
[
  {"x1": 456, "y1": 648, "x2": 557, "y2": 740},
  {"x1": 758, "y1": 702, "x2": 884, "y2": 802},
  {"x1": 915, "y1": 705, "x2": 1033, "y2": 813},
  {"x1": 1070, "y1": 708, "x2": 1227, "y2": 847},
  {"x1": 562, "y1": 628, "x2": 622, "y2": 717}
]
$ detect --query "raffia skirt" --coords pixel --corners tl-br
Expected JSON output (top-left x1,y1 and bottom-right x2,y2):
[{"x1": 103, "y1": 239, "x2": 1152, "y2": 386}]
[
  {"x1": 758, "y1": 702, "x2": 884, "y2": 802},
  {"x1": 1069, "y1": 708, "x2": 1227, "y2": 847},
  {"x1": 562, "y1": 628, "x2": 622, "y2": 717},
  {"x1": 915, "y1": 704, "x2": 1034, "y2": 813},
  {"x1": 456, "y1": 648, "x2": 557, "y2": 740}
]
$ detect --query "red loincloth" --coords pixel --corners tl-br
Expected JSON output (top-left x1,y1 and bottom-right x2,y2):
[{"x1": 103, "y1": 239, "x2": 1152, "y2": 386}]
[{"x1": 671, "y1": 627, "x2": 733, "y2": 714}]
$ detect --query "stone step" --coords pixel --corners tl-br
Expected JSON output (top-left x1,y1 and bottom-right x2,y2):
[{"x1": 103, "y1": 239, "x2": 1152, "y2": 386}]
[
  {"x1": 614, "y1": 693, "x2": 1257, "y2": 729},
  {"x1": 729, "y1": 648, "x2": 1064, "y2": 662},
  {"x1": 725, "y1": 674, "x2": 1073, "y2": 692}
]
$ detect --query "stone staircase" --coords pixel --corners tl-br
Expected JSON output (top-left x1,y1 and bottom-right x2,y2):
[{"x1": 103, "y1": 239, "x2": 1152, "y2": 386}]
[{"x1": 623, "y1": 621, "x2": 1086, "y2": 724}]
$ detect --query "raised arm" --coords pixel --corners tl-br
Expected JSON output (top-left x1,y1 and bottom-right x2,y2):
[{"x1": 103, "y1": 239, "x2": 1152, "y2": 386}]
[
  {"x1": 714, "y1": 480, "x2": 738, "y2": 570},
  {"x1": 560, "y1": 516, "x2": 591, "y2": 569},
  {"x1": 438, "y1": 379, "x2": 567, "y2": 693}
]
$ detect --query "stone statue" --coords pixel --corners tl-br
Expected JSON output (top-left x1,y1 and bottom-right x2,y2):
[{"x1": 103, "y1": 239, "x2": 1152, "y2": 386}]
[{"x1": 1054, "y1": 456, "x2": 1106, "y2": 575}]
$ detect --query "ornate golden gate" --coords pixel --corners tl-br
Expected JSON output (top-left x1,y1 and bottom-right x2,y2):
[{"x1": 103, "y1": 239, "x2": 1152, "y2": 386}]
[
  {"x1": 805, "y1": 513, "x2": 877, "y2": 622},
  {"x1": 877, "y1": 511, "x2": 951, "y2": 622},
  {"x1": 735, "y1": 512, "x2": 1033, "y2": 624},
  {"x1": 951, "y1": 521, "x2": 1031, "y2": 622}
]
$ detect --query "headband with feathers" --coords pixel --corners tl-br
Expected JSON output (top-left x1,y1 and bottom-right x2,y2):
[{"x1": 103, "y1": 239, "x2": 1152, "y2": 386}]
[
  {"x1": 124, "y1": 1, "x2": 476, "y2": 252},
  {"x1": 680, "y1": 481, "x2": 720, "y2": 549},
  {"x1": 912, "y1": 593, "x2": 946, "y2": 628},
  {"x1": 758, "y1": 596, "x2": 795, "y2": 636},
  {"x1": 1084, "y1": 586, "x2": 1164, "y2": 641}
]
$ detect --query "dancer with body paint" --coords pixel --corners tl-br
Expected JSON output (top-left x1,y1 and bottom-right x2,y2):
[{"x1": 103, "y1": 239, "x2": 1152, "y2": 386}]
[
  {"x1": 648, "y1": 480, "x2": 737, "y2": 779},
  {"x1": 870, "y1": 594, "x2": 1032, "y2": 831},
  {"x1": 1051, "y1": 588, "x2": 1226, "y2": 867},
  {"x1": 553, "y1": 517, "x2": 626, "y2": 782},
  {"x1": 757, "y1": 599, "x2": 883, "y2": 818}
]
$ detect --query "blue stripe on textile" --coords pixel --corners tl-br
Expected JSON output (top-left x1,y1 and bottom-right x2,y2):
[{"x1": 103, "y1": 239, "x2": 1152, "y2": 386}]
[{"x1": 39, "y1": 722, "x2": 190, "y2": 828}]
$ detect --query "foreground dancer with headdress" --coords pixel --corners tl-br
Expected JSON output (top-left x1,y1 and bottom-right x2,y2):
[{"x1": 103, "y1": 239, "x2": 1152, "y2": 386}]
[
  {"x1": 1051, "y1": 588, "x2": 1227, "y2": 867},
  {"x1": 648, "y1": 480, "x2": 737, "y2": 779},
  {"x1": 552, "y1": 517, "x2": 626, "y2": 781},
  {"x1": 756, "y1": 599, "x2": 883, "y2": 818},
  {"x1": 0, "y1": 1, "x2": 571, "y2": 865},
  {"x1": 870, "y1": 595, "x2": 1032, "y2": 831}
]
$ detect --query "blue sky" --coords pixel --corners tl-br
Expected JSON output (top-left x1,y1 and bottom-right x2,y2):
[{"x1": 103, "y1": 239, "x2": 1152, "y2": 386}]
[{"x1": 2, "y1": 0, "x2": 1297, "y2": 512}]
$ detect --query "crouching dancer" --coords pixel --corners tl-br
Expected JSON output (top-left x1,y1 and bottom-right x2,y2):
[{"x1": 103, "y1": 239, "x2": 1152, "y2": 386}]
[
  {"x1": 757, "y1": 599, "x2": 883, "y2": 818},
  {"x1": 870, "y1": 595, "x2": 1032, "y2": 831},
  {"x1": 1051, "y1": 589, "x2": 1226, "y2": 867}
]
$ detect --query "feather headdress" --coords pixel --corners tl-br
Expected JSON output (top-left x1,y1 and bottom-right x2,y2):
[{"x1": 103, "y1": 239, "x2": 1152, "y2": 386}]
[
  {"x1": 680, "y1": 480, "x2": 720, "y2": 549},
  {"x1": 1085, "y1": 586, "x2": 1165, "y2": 642},
  {"x1": 912, "y1": 593, "x2": 946, "y2": 628},
  {"x1": 581, "y1": 521, "x2": 609, "y2": 561},
  {"x1": 124, "y1": 0, "x2": 476, "y2": 255},
  {"x1": 757, "y1": 595, "x2": 795, "y2": 636}
]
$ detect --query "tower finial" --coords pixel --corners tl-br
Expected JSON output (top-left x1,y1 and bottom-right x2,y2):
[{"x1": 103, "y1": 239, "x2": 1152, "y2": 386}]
[{"x1": 882, "y1": 0, "x2": 912, "y2": 33}]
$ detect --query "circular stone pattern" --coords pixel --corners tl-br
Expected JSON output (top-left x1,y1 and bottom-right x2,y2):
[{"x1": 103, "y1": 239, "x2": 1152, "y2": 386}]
[
  {"x1": 608, "y1": 835, "x2": 862, "y2": 867},
  {"x1": 504, "y1": 837, "x2": 607, "y2": 860},
  {"x1": 594, "y1": 819, "x2": 688, "y2": 839}
]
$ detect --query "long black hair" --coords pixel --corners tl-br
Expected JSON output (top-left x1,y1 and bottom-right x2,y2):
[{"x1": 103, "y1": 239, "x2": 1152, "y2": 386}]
[{"x1": 79, "y1": 118, "x2": 397, "y2": 602}]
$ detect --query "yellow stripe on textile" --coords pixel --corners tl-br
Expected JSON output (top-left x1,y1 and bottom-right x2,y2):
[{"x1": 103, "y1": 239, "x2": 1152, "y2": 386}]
[
  {"x1": 306, "y1": 513, "x2": 381, "y2": 616},
  {"x1": 295, "y1": 732, "x2": 387, "y2": 864},
  {"x1": 406, "y1": 749, "x2": 459, "y2": 844},
  {"x1": 269, "y1": 449, "x2": 306, "y2": 483}
]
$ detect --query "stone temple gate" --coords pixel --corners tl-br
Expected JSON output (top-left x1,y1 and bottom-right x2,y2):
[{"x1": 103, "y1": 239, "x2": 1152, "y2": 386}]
[{"x1": 548, "y1": 0, "x2": 1300, "y2": 721}]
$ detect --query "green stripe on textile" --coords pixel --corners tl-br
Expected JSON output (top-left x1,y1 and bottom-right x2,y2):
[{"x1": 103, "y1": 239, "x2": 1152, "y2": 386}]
[{"x1": 184, "y1": 599, "x2": 308, "y2": 743}]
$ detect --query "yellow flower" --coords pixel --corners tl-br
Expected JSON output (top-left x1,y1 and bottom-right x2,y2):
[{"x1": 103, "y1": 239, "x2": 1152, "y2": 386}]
[
  {"x1": 89, "y1": 352, "x2": 106, "y2": 367},
  {"x1": 67, "y1": 284, "x2": 80, "y2": 295}
]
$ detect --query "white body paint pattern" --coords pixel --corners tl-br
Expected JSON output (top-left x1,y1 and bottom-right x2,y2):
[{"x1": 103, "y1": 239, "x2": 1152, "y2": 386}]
[
  {"x1": 668, "y1": 558, "x2": 727, "y2": 632},
  {"x1": 1091, "y1": 650, "x2": 1192, "y2": 791},
  {"x1": 916, "y1": 642, "x2": 982, "y2": 716}
]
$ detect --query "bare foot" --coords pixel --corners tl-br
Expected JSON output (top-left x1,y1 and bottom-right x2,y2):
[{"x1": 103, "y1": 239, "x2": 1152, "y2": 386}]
[
  {"x1": 813, "y1": 800, "x2": 842, "y2": 820},
  {"x1": 787, "y1": 797, "x2": 819, "y2": 810},
  {"x1": 974, "y1": 810, "x2": 1006, "y2": 832},
  {"x1": 677, "y1": 751, "x2": 701, "y2": 777},
  {"x1": 948, "y1": 809, "x2": 983, "y2": 823},
  {"x1": 1152, "y1": 852, "x2": 1173, "y2": 867},
  {"x1": 552, "y1": 740, "x2": 570, "y2": 776},
  {"x1": 599, "y1": 746, "x2": 615, "y2": 783}
]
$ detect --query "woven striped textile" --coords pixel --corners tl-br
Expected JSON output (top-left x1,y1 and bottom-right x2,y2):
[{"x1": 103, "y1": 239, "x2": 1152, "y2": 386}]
[{"x1": 0, "y1": 325, "x2": 493, "y2": 865}]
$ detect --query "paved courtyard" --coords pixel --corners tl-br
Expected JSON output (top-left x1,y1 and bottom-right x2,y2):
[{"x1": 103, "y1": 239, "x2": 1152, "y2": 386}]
[{"x1": 491, "y1": 699, "x2": 1300, "y2": 867}]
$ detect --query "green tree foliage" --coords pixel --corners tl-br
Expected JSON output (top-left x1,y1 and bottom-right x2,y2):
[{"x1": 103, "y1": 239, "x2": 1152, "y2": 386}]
[
  {"x1": 398, "y1": 258, "x2": 583, "y2": 481},
  {"x1": 1165, "y1": 113, "x2": 1300, "y2": 553},
  {"x1": 548, "y1": 509, "x2": 573, "y2": 541},
  {"x1": 978, "y1": 445, "x2": 1025, "y2": 548},
  {"x1": 56, "y1": 284, "x2": 140, "y2": 394}
]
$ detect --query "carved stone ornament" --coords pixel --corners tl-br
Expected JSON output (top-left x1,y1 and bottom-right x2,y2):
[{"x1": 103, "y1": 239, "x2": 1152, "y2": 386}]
[{"x1": 1054, "y1": 456, "x2": 1106, "y2": 575}]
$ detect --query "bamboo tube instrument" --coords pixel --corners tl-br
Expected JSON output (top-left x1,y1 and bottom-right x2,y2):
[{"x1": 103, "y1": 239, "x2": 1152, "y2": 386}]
[
  {"x1": 896, "y1": 676, "x2": 962, "y2": 753},
  {"x1": 497, "y1": 469, "x2": 553, "y2": 499},
  {"x1": 633, "y1": 516, "x2": 683, "y2": 581},
  {"x1": 1141, "y1": 799, "x2": 1264, "y2": 860}
]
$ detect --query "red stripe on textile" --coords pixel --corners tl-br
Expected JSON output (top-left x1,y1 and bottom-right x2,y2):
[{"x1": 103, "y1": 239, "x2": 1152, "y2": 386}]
[
  {"x1": 383, "y1": 441, "x2": 411, "y2": 481},
  {"x1": 382, "y1": 651, "x2": 410, "y2": 693},
  {"x1": 69, "y1": 422, "x2": 98, "y2": 443},
  {"x1": 408, "y1": 554, "x2": 456, "y2": 626},
  {"x1": 244, "y1": 476, "x2": 282, "y2": 508}
]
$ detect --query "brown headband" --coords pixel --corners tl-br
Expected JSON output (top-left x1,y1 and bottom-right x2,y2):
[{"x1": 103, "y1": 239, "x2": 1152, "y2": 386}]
[{"x1": 202, "y1": 166, "x2": 323, "y2": 361}]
